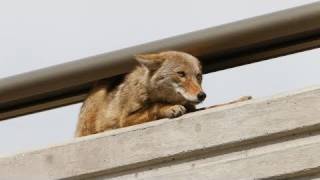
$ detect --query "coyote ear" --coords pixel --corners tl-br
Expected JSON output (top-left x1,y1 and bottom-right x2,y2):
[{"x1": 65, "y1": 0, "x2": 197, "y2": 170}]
[{"x1": 135, "y1": 53, "x2": 165, "y2": 70}]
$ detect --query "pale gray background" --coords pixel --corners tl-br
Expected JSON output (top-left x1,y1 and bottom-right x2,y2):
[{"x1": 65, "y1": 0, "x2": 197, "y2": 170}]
[{"x1": 0, "y1": 0, "x2": 319, "y2": 156}]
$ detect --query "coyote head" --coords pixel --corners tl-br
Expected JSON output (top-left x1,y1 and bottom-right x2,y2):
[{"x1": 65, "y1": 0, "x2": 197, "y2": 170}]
[{"x1": 135, "y1": 51, "x2": 206, "y2": 105}]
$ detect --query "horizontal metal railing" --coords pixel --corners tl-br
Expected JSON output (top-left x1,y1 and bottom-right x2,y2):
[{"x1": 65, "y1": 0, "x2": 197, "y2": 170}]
[{"x1": 1, "y1": 2, "x2": 320, "y2": 120}]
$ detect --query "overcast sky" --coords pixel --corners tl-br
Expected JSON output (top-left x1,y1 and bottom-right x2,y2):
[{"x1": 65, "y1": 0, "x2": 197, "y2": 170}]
[{"x1": 0, "y1": 0, "x2": 319, "y2": 156}]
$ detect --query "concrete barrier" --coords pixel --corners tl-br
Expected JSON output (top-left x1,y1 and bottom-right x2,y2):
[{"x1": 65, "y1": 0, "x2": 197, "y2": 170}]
[{"x1": 1, "y1": 86, "x2": 320, "y2": 180}]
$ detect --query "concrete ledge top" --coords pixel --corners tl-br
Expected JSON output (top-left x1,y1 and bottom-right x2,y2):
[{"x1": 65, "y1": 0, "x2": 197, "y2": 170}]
[{"x1": 1, "y1": 86, "x2": 320, "y2": 180}]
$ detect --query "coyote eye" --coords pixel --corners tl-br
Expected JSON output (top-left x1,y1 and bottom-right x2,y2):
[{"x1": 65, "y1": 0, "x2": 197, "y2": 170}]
[
  {"x1": 177, "y1": 71, "x2": 186, "y2": 77},
  {"x1": 196, "y1": 73, "x2": 202, "y2": 81}
]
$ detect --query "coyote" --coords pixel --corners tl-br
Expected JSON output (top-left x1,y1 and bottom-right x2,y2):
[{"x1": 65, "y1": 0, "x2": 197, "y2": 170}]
[
  {"x1": 75, "y1": 51, "x2": 206, "y2": 137},
  {"x1": 75, "y1": 51, "x2": 251, "y2": 137}
]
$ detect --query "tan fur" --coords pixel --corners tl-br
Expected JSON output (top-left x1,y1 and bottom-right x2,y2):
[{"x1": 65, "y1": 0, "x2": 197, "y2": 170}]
[{"x1": 75, "y1": 51, "x2": 205, "y2": 137}]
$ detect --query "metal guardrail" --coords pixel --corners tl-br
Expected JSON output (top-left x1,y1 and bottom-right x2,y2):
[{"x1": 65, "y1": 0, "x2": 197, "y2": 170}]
[{"x1": 1, "y1": 2, "x2": 320, "y2": 120}]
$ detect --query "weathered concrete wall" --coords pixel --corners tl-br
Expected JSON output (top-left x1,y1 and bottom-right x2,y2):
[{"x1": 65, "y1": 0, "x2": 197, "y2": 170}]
[{"x1": 1, "y1": 86, "x2": 320, "y2": 180}]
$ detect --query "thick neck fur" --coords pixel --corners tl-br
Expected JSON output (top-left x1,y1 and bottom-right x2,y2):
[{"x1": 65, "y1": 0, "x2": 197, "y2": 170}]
[
  {"x1": 114, "y1": 65, "x2": 150, "y2": 113},
  {"x1": 116, "y1": 64, "x2": 184, "y2": 113}
]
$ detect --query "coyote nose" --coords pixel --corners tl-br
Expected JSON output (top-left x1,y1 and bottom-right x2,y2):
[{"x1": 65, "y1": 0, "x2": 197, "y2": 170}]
[{"x1": 197, "y1": 92, "x2": 206, "y2": 102}]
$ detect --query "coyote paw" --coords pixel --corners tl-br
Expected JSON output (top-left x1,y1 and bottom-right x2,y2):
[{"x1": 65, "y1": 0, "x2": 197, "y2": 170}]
[
  {"x1": 162, "y1": 105, "x2": 187, "y2": 118},
  {"x1": 238, "y1": 96, "x2": 253, "y2": 102}
]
